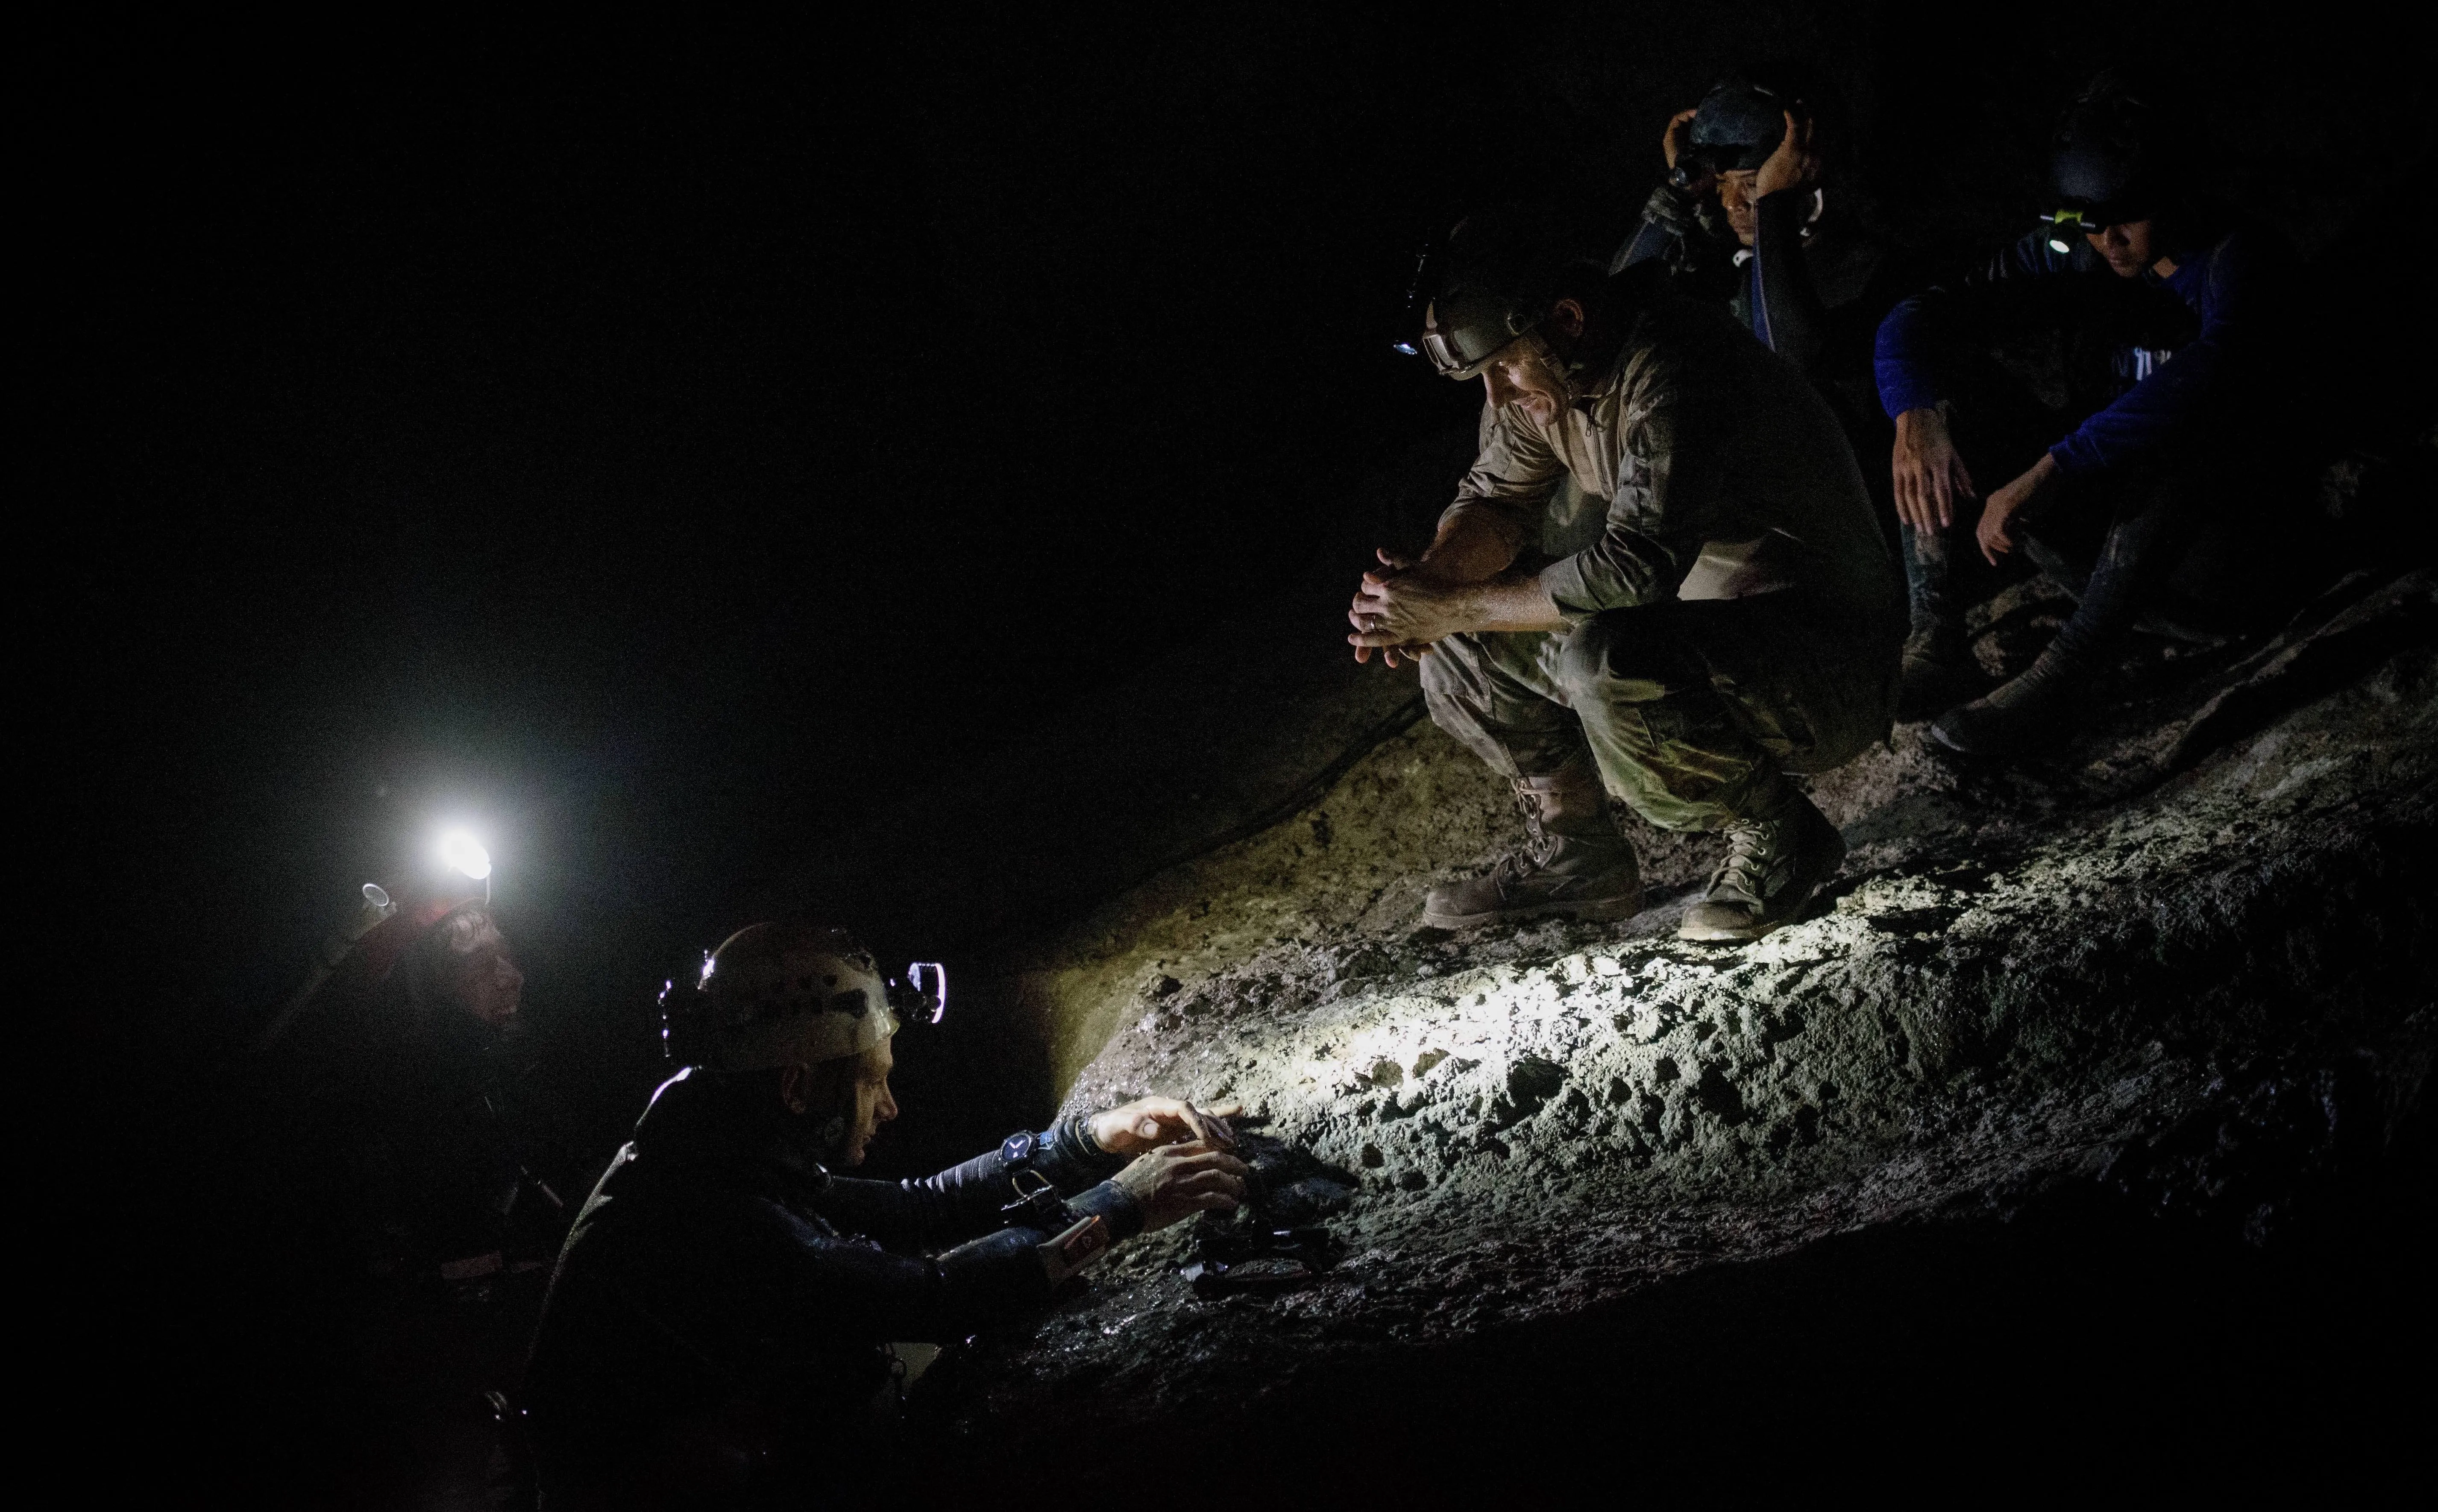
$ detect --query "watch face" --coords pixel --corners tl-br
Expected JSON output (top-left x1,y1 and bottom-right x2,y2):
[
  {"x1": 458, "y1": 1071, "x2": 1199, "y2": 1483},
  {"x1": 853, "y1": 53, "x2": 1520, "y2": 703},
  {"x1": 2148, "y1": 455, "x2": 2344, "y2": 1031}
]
[{"x1": 1000, "y1": 1130, "x2": 1039, "y2": 1166}]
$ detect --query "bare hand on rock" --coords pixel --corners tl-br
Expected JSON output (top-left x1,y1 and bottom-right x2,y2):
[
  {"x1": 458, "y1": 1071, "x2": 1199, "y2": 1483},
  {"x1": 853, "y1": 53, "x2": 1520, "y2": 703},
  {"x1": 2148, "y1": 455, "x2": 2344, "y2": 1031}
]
[
  {"x1": 1091, "y1": 1096, "x2": 1242, "y2": 1155},
  {"x1": 1112, "y1": 1140, "x2": 1250, "y2": 1231}
]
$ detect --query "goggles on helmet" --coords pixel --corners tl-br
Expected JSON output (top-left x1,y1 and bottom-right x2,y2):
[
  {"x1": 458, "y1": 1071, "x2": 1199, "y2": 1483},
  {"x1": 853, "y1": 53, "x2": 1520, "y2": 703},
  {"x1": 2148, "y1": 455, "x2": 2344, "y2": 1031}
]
[
  {"x1": 1391, "y1": 240, "x2": 1543, "y2": 380},
  {"x1": 1388, "y1": 240, "x2": 1443, "y2": 359}
]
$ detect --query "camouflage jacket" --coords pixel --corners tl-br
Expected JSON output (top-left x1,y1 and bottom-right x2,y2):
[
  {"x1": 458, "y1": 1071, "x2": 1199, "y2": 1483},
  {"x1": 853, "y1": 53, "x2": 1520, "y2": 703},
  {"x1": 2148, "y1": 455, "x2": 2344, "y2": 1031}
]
[{"x1": 1440, "y1": 264, "x2": 1902, "y2": 639}]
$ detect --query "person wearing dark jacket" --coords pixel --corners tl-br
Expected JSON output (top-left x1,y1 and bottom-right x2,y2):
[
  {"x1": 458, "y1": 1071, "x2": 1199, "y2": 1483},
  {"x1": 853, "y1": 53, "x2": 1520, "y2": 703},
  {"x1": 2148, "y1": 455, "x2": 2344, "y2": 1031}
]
[
  {"x1": 522, "y1": 920, "x2": 1248, "y2": 1508},
  {"x1": 1877, "y1": 73, "x2": 2312, "y2": 747},
  {"x1": 1616, "y1": 76, "x2": 1918, "y2": 446}
]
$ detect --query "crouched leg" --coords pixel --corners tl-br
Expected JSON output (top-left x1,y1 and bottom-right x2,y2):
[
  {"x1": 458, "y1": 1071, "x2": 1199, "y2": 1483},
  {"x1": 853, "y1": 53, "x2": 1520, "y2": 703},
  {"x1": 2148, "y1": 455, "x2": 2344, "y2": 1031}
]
[
  {"x1": 1560, "y1": 598, "x2": 1895, "y2": 941},
  {"x1": 1415, "y1": 631, "x2": 1643, "y2": 929}
]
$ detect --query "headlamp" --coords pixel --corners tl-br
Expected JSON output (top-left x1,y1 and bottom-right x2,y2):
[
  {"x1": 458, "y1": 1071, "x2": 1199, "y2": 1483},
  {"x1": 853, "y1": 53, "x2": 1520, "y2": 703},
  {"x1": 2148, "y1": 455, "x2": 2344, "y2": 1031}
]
[
  {"x1": 2040, "y1": 207, "x2": 2097, "y2": 253},
  {"x1": 1389, "y1": 240, "x2": 1444, "y2": 359},
  {"x1": 887, "y1": 961, "x2": 948, "y2": 1026}
]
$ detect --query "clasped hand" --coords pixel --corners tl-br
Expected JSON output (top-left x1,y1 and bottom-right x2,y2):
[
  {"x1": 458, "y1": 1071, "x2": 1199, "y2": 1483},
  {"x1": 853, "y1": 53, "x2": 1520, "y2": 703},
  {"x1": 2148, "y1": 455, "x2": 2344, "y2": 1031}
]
[{"x1": 1348, "y1": 549, "x2": 1463, "y2": 668}]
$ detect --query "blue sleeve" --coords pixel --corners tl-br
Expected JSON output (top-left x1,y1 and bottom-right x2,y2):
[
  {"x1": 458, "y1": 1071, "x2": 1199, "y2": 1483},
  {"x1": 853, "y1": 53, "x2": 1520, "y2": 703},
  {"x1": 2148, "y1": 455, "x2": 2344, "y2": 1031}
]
[
  {"x1": 2045, "y1": 230, "x2": 2284, "y2": 477},
  {"x1": 1874, "y1": 230, "x2": 2081, "y2": 419}
]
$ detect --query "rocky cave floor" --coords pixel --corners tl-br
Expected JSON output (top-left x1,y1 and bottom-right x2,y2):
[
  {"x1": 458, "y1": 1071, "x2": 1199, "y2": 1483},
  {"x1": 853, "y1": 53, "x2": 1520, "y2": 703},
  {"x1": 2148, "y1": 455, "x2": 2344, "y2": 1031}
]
[{"x1": 915, "y1": 568, "x2": 2435, "y2": 1489}]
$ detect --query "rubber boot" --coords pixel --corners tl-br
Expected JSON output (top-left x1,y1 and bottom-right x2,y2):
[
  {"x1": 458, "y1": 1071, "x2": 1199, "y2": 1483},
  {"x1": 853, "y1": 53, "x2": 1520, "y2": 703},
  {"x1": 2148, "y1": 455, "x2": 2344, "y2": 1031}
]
[
  {"x1": 1927, "y1": 639, "x2": 2089, "y2": 756},
  {"x1": 1422, "y1": 763, "x2": 1643, "y2": 929},
  {"x1": 1897, "y1": 624, "x2": 1978, "y2": 722},
  {"x1": 1897, "y1": 522, "x2": 1978, "y2": 721},
  {"x1": 1677, "y1": 789, "x2": 1846, "y2": 943}
]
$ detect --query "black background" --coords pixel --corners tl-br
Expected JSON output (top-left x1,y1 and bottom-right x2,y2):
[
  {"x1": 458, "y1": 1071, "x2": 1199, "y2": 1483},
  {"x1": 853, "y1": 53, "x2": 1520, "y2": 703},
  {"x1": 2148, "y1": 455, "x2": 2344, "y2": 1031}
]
[{"x1": 32, "y1": 1, "x2": 2432, "y2": 1493}]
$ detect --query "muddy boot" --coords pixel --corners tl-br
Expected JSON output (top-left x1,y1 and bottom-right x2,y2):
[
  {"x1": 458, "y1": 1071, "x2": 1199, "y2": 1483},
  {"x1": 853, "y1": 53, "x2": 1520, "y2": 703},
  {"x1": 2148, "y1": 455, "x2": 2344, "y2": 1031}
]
[
  {"x1": 1421, "y1": 764, "x2": 1643, "y2": 929},
  {"x1": 1897, "y1": 522, "x2": 1977, "y2": 722},
  {"x1": 1896, "y1": 624, "x2": 1978, "y2": 722},
  {"x1": 1677, "y1": 791, "x2": 1846, "y2": 942},
  {"x1": 1928, "y1": 640, "x2": 2085, "y2": 756}
]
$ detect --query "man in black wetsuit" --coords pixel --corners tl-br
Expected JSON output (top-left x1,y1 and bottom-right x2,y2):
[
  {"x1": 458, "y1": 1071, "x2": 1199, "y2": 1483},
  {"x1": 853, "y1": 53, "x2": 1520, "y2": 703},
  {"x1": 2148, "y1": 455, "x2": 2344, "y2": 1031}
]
[
  {"x1": 1877, "y1": 73, "x2": 2315, "y2": 749},
  {"x1": 523, "y1": 920, "x2": 1249, "y2": 1506},
  {"x1": 1615, "y1": 76, "x2": 1917, "y2": 449},
  {"x1": 256, "y1": 894, "x2": 567, "y2": 1507}
]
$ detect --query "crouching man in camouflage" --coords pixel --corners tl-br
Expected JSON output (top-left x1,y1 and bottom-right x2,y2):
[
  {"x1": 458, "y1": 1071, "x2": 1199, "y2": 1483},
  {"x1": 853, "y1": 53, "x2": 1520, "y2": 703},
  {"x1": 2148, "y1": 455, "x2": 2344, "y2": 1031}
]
[{"x1": 1357, "y1": 206, "x2": 1903, "y2": 942}]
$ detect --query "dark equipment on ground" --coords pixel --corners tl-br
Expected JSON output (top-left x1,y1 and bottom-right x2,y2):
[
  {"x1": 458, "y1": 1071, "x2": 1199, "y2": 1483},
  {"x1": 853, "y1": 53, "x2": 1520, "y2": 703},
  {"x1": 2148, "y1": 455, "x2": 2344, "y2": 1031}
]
[{"x1": 1182, "y1": 1225, "x2": 1344, "y2": 1297}]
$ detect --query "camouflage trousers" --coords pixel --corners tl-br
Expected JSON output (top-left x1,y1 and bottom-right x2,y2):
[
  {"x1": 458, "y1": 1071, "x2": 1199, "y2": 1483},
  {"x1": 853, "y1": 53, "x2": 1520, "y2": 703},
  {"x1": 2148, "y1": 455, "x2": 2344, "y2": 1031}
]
[{"x1": 1420, "y1": 593, "x2": 1898, "y2": 832}]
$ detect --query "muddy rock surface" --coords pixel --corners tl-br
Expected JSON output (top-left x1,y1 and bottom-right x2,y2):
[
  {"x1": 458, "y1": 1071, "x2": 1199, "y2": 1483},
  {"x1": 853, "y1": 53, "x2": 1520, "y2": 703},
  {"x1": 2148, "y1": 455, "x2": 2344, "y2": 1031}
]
[{"x1": 916, "y1": 570, "x2": 2435, "y2": 1475}]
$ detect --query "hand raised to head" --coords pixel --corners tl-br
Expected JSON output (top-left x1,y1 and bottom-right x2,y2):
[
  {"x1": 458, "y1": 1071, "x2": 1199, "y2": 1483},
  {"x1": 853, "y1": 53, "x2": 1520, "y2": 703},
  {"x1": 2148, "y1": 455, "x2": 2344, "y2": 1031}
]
[{"x1": 1753, "y1": 109, "x2": 1822, "y2": 199}]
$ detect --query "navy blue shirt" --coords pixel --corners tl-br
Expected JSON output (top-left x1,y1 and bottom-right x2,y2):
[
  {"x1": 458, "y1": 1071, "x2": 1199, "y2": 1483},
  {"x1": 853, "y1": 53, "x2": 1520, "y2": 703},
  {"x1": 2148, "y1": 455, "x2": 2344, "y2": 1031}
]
[{"x1": 1874, "y1": 220, "x2": 2294, "y2": 478}]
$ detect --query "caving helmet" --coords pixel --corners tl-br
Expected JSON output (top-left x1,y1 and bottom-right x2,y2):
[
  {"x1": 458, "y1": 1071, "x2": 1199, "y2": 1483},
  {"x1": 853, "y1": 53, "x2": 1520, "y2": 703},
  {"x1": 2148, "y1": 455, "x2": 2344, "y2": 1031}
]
[
  {"x1": 660, "y1": 921, "x2": 945, "y2": 1070},
  {"x1": 1401, "y1": 204, "x2": 1600, "y2": 380},
  {"x1": 1675, "y1": 76, "x2": 1795, "y2": 185},
  {"x1": 2041, "y1": 72, "x2": 2177, "y2": 245}
]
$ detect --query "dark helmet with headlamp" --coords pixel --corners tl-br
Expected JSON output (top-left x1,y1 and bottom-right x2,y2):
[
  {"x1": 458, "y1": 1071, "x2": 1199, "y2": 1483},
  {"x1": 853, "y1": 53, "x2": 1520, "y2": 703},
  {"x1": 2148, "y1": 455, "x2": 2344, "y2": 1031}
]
[
  {"x1": 2039, "y1": 73, "x2": 2178, "y2": 247},
  {"x1": 1395, "y1": 204, "x2": 1599, "y2": 380},
  {"x1": 1671, "y1": 76, "x2": 1796, "y2": 188}
]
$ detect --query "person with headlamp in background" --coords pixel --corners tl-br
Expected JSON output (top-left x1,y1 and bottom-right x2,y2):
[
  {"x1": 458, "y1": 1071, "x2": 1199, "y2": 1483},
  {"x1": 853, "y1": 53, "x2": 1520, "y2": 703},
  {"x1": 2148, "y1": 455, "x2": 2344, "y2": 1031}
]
[
  {"x1": 252, "y1": 833, "x2": 569, "y2": 1506},
  {"x1": 1358, "y1": 204, "x2": 1902, "y2": 944},
  {"x1": 1875, "y1": 70, "x2": 2316, "y2": 749},
  {"x1": 522, "y1": 920, "x2": 1249, "y2": 1508},
  {"x1": 1614, "y1": 72, "x2": 1917, "y2": 456}
]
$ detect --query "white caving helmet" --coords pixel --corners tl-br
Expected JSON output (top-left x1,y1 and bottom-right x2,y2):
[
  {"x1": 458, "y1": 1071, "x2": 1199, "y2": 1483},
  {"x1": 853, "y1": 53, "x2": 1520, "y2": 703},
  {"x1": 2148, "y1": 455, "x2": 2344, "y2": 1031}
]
[{"x1": 672, "y1": 921, "x2": 899, "y2": 1072}]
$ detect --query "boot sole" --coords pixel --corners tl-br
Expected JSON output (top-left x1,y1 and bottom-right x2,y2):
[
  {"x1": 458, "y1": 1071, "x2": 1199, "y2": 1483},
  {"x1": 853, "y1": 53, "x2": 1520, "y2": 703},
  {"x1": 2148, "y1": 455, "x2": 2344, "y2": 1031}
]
[{"x1": 1420, "y1": 889, "x2": 1646, "y2": 931}]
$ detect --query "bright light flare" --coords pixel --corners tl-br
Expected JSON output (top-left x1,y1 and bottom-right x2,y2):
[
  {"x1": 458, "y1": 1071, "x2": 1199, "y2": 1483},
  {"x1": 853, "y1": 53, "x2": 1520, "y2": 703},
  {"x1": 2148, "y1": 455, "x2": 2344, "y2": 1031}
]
[{"x1": 440, "y1": 830, "x2": 493, "y2": 881}]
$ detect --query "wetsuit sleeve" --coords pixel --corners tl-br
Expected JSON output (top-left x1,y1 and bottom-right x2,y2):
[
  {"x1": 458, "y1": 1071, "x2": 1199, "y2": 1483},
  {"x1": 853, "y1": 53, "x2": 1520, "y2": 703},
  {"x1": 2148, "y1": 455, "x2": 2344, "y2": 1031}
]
[
  {"x1": 1435, "y1": 399, "x2": 1565, "y2": 566},
  {"x1": 1874, "y1": 229, "x2": 2083, "y2": 419},
  {"x1": 1748, "y1": 190, "x2": 1831, "y2": 375},
  {"x1": 754, "y1": 1178, "x2": 1147, "y2": 1344},
  {"x1": 2044, "y1": 231, "x2": 2281, "y2": 477},
  {"x1": 813, "y1": 1113, "x2": 1131, "y2": 1248},
  {"x1": 1539, "y1": 348, "x2": 1714, "y2": 618},
  {"x1": 747, "y1": 1214, "x2": 1057, "y2": 1346}
]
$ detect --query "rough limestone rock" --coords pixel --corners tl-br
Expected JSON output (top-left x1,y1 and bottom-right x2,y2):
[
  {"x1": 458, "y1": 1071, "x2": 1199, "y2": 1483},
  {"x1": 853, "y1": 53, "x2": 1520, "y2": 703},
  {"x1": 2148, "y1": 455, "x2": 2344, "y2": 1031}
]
[{"x1": 915, "y1": 570, "x2": 2435, "y2": 1483}]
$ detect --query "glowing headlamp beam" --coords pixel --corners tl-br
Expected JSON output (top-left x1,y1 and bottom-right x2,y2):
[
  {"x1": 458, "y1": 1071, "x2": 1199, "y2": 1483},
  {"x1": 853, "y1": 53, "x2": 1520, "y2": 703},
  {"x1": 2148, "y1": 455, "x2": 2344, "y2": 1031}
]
[{"x1": 440, "y1": 830, "x2": 492, "y2": 903}]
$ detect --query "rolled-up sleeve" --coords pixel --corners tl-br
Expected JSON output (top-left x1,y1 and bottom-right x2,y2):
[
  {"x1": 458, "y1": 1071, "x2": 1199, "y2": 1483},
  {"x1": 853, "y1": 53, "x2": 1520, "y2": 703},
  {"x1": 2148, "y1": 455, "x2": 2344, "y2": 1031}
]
[
  {"x1": 1540, "y1": 367, "x2": 1709, "y2": 620},
  {"x1": 1437, "y1": 399, "x2": 1564, "y2": 563}
]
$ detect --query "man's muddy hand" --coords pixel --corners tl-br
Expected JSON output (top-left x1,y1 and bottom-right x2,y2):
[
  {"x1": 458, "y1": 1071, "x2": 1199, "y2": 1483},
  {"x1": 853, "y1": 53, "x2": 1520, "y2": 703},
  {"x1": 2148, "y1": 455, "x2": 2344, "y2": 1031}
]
[
  {"x1": 1352, "y1": 548, "x2": 1462, "y2": 661},
  {"x1": 1112, "y1": 1141, "x2": 1252, "y2": 1231},
  {"x1": 1351, "y1": 547, "x2": 1438, "y2": 667},
  {"x1": 1977, "y1": 452, "x2": 2058, "y2": 566},
  {"x1": 1892, "y1": 406, "x2": 1976, "y2": 533},
  {"x1": 1091, "y1": 1097, "x2": 1244, "y2": 1155}
]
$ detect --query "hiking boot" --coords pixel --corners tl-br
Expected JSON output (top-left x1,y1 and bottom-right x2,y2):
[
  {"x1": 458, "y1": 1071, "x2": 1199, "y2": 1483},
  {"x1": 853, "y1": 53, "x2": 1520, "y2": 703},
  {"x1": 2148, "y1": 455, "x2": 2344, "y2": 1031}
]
[
  {"x1": 1677, "y1": 791, "x2": 1846, "y2": 943},
  {"x1": 1896, "y1": 626, "x2": 1978, "y2": 722},
  {"x1": 1928, "y1": 641, "x2": 2083, "y2": 757},
  {"x1": 1422, "y1": 764, "x2": 1643, "y2": 929}
]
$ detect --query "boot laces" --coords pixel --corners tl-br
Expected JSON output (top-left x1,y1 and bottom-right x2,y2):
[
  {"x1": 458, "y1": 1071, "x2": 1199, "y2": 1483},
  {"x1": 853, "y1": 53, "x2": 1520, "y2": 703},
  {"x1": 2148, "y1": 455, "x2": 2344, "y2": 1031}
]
[{"x1": 1706, "y1": 819, "x2": 1786, "y2": 908}]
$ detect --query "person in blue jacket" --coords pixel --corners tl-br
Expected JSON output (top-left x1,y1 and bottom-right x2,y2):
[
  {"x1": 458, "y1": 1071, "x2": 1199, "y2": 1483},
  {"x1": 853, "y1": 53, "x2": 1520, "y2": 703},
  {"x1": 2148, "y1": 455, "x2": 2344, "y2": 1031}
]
[{"x1": 1876, "y1": 72, "x2": 2312, "y2": 750}]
